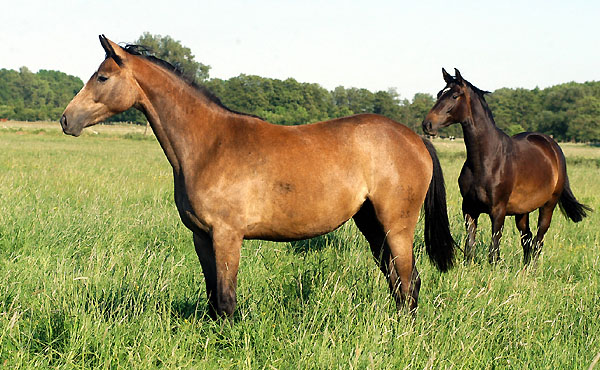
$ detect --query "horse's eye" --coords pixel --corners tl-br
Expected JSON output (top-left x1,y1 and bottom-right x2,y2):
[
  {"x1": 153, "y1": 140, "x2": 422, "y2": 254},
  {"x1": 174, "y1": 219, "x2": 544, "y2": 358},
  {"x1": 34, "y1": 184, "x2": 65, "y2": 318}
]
[
  {"x1": 98, "y1": 75, "x2": 109, "y2": 83},
  {"x1": 452, "y1": 95, "x2": 459, "y2": 99}
]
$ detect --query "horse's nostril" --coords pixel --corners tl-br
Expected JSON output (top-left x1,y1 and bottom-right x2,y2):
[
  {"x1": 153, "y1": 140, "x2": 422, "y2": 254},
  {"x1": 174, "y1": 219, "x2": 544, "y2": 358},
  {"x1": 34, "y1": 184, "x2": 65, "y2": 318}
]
[
  {"x1": 60, "y1": 115, "x2": 67, "y2": 130},
  {"x1": 422, "y1": 121, "x2": 432, "y2": 132}
]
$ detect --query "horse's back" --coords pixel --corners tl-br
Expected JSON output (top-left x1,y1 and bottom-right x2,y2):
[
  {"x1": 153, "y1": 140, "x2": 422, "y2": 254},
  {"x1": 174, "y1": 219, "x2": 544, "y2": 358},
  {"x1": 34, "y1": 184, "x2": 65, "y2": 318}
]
[{"x1": 256, "y1": 113, "x2": 431, "y2": 181}]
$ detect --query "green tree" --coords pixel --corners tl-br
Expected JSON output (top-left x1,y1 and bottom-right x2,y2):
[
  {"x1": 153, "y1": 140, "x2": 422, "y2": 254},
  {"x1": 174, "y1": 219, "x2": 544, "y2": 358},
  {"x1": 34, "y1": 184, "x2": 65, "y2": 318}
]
[
  {"x1": 566, "y1": 95, "x2": 600, "y2": 142},
  {"x1": 206, "y1": 75, "x2": 335, "y2": 125},
  {"x1": 330, "y1": 86, "x2": 354, "y2": 118},
  {"x1": 135, "y1": 32, "x2": 210, "y2": 82},
  {"x1": 346, "y1": 88, "x2": 375, "y2": 114},
  {"x1": 373, "y1": 88, "x2": 402, "y2": 121},
  {"x1": 537, "y1": 110, "x2": 568, "y2": 140},
  {"x1": 487, "y1": 87, "x2": 541, "y2": 133},
  {"x1": 406, "y1": 93, "x2": 436, "y2": 134},
  {"x1": 0, "y1": 67, "x2": 83, "y2": 121}
]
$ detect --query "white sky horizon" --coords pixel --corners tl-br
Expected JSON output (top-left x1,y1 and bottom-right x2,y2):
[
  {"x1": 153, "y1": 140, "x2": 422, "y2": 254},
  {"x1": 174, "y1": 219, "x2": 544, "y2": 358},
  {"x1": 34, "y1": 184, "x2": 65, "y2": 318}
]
[{"x1": 1, "y1": 0, "x2": 599, "y2": 100}]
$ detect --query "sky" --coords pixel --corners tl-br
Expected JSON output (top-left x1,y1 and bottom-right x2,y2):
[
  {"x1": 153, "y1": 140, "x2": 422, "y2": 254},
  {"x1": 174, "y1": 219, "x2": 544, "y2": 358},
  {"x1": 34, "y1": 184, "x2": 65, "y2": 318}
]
[{"x1": 1, "y1": 0, "x2": 599, "y2": 100}]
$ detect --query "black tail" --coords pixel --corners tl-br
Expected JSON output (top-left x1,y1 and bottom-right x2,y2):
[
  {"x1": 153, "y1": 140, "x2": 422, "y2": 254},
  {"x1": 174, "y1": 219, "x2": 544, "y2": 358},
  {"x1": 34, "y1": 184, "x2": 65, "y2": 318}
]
[
  {"x1": 559, "y1": 176, "x2": 592, "y2": 222},
  {"x1": 422, "y1": 138, "x2": 455, "y2": 272}
]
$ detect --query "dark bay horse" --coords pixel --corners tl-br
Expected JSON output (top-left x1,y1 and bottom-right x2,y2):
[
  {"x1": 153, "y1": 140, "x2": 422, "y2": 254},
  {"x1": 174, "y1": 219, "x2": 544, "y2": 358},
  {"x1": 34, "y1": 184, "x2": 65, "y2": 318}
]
[
  {"x1": 423, "y1": 68, "x2": 591, "y2": 264},
  {"x1": 61, "y1": 35, "x2": 455, "y2": 318}
]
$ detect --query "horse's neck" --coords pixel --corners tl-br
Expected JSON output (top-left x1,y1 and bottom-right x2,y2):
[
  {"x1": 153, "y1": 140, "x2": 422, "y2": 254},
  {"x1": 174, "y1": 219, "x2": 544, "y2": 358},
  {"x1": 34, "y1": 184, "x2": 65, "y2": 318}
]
[
  {"x1": 461, "y1": 93, "x2": 509, "y2": 171},
  {"x1": 133, "y1": 62, "x2": 224, "y2": 174}
]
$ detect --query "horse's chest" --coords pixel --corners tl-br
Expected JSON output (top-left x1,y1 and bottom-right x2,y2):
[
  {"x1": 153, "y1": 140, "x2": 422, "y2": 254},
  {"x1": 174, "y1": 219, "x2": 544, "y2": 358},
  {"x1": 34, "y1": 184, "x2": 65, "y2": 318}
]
[
  {"x1": 173, "y1": 178, "x2": 211, "y2": 234},
  {"x1": 462, "y1": 183, "x2": 491, "y2": 207},
  {"x1": 459, "y1": 167, "x2": 493, "y2": 209}
]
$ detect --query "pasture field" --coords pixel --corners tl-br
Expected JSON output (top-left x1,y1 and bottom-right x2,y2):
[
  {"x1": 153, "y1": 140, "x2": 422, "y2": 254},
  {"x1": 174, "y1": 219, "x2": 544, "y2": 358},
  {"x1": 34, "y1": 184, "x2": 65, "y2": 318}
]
[{"x1": 0, "y1": 122, "x2": 599, "y2": 369}]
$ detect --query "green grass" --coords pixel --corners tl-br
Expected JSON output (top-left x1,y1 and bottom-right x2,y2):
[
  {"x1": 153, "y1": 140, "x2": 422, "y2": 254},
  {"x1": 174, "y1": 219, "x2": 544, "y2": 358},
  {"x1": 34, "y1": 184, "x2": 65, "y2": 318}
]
[{"x1": 1, "y1": 123, "x2": 599, "y2": 368}]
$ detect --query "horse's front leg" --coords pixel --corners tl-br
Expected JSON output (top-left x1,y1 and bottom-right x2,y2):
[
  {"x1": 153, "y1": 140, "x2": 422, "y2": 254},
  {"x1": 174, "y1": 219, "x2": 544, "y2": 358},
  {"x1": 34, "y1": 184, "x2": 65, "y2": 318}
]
[
  {"x1": 196, "y1": 226, "x2": 243, "y2": 319},
  {"x1": 193, "y1": 232, "x2": 218, "y2": 318},
  {"x1": 463, "y1": 203, "x2": 480, "y2": 263},
  {"x1": 213, "y1": 227, "x2": 243, "y2": 318},
  {"x1": 488, "y1": 207, "x2": 507, "y2": 264}
]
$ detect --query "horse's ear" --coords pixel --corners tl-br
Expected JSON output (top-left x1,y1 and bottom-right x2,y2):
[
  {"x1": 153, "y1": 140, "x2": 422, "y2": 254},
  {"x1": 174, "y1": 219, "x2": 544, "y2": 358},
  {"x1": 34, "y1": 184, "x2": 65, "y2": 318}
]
[
  {"x1": 442, "y1": 68, "x2": 453, "y2": 84},
  {"x1": 454, "y1": 68, "x2": 464, "y2": 84},
  {"x1": 99, "y1": 35, "x2": 124, "y2": 66},
  {"x1": 99, "y1": 35, "x2": 115, "y2": 58}
]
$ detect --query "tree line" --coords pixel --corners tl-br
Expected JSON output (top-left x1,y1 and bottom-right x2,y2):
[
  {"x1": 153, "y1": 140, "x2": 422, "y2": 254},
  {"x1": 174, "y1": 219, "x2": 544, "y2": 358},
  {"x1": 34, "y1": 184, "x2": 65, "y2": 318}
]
[
  {"x1": 0, "y1": 67, "x2": 82, "y2": 122},
  {"x1": 1, "y1": 33, "x2": 598, "y2": 142}
]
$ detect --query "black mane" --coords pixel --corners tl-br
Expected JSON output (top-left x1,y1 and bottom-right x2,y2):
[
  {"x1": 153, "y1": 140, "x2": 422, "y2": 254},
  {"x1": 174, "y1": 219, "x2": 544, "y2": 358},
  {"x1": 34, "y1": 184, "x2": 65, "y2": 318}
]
[
  {"x1": 120, "y1": 44, "x2": 262, "y2": 119},
  {"x1": 463, "y1": 80, "x2": 495, "y2": 123}
]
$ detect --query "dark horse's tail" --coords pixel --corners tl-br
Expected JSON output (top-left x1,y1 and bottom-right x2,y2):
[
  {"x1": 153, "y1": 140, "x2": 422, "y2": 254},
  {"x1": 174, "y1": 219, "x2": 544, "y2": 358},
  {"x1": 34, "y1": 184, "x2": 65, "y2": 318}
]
[
  {"x1": 558, "y1": 175, "x2": 592, "y2": 222},
  {"x1": 422, "y1": 138, "x2": 455, "y2": 272}
]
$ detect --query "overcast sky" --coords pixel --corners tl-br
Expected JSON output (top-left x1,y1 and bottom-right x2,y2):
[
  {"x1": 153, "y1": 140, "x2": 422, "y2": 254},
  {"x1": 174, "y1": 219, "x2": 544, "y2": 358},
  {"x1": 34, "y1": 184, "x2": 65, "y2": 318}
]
[{"x1": 1, "y1": 0, "x2": 598, "y2": 100}]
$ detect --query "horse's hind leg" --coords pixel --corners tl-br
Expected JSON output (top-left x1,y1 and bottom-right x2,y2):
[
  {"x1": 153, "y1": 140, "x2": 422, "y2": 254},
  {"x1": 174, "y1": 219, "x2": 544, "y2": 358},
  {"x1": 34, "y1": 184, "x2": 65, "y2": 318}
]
[
  {"x1": 532, "y1": 202, "x2": 557, "y2": 261},
  {"x1": 353, "y1": 201, "x2": 420, "y2": 311},
  {"x1": 515, "y1": 213, "x2": 534, "y2": 264},
  {"x1": 385, "y1": 230, "x2": 421, "y2": 311},
  {"x1": 353, "y1": 202, "x2": 399, "y2": 302},
  {"x1": 382, "y1": 206, "x2": 423, "y2": 312}
]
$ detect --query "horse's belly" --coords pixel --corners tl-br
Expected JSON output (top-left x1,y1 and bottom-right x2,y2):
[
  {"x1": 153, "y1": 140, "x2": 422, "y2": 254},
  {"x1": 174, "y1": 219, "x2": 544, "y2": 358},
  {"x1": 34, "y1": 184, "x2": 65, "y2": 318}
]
[
  {"x1": 506, "y1": 183, "x2": 555, "y2": 214},
  {"x1": 507, "y1": 160, "x2": 558, "y2": 214},
  {"x1": 244, "y1": 184, "x2": 368, "y2": 241}
]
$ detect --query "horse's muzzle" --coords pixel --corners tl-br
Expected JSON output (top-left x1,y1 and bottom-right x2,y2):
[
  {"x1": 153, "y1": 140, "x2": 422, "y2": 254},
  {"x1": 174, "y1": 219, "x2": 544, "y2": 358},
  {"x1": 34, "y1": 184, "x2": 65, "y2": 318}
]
[
  {"x1": 422, "y1": 120, "x2": 436, "y2": 136},
  {"x1": 60, "y1": 114, "x2": 82, "y2": 136}
]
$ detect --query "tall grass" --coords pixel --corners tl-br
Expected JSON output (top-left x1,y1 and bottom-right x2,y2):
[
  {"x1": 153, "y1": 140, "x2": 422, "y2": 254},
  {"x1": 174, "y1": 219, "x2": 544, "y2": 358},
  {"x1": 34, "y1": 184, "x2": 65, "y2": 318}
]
[{"x1": 0, "y1": 125, "x2": 599, "y2": 368}]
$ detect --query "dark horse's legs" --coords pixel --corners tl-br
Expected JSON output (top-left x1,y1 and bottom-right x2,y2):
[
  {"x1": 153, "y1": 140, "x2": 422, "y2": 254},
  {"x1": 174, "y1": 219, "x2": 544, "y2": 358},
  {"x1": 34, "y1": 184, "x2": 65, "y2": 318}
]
[
  {"x1": 517, "y1": 201, "x2": 557, "y2": 265},
  {"x1": 515, "y1": 213, "x2": 534, "y2": 264},
  {"x1": 531, "y1": 202, "x2": 557, "y2": 262},
  {"x1": 194, "y1": 230, "x2": 242, "y2": 318},
  {"x1": 463, "y1": 207, "x2": 480, "y2": 263},
  {"x1": 353, "y1": 201, "x2": 421, "y2": 311},
  {"x1": 488, "y1": 207, "x2": 507, "y2": 264}
]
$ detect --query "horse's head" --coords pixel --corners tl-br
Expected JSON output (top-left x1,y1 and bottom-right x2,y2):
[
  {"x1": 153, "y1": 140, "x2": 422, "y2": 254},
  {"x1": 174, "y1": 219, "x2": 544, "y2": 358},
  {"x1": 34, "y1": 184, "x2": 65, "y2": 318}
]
[
  {"x1": 422, "y1": 68, "x2": 472, "y2": 136},
  {"x1": 60, "y1": 35, "x2": 141, "y2": 136}
]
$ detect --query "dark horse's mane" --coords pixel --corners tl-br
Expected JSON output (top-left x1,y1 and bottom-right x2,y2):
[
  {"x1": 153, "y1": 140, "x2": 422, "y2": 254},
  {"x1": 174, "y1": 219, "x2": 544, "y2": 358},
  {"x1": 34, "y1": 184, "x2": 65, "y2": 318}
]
[
  {"x1": 120, "y1": 44, "x2": 262, "y2": 119},
  {"x1": 467, "y1": 82, "x2": 496, "y2": 124}
]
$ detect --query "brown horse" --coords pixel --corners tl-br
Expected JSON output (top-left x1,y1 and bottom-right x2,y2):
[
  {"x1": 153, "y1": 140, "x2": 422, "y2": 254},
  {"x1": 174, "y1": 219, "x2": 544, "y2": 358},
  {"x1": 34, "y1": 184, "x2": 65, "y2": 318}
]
[
  {"x1": 61, "y1": 35, "x2": 455, "y2": 318},
  {"x1": 423, "y1": 68, "x2": 591, "y2": 264}
]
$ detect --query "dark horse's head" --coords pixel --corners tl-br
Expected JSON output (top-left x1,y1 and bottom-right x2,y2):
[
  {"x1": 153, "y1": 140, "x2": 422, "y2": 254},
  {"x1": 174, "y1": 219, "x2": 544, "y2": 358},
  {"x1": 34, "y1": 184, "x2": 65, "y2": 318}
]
[{"x1": 422, "y1": 68, "x2": 490, "y2": 136}]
